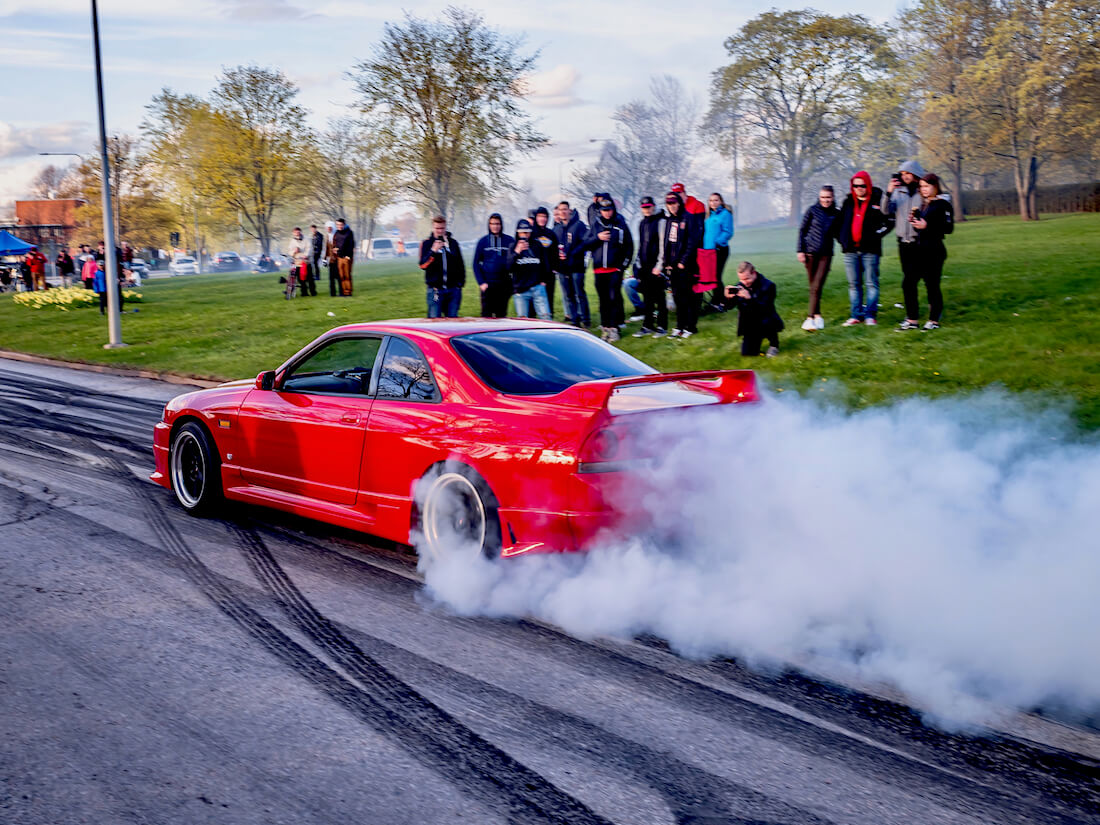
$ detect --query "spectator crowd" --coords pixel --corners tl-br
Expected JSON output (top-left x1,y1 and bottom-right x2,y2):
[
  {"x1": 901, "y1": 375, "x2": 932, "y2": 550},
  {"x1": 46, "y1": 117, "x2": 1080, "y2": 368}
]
[{"x1": 395, "y1": 160, "x2": 953, "y2": 356}]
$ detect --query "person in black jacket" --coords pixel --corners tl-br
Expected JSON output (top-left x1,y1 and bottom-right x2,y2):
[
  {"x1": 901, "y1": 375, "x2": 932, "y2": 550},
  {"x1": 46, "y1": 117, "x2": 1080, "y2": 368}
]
[
  {"x1": 472, "y1": 213, "x2": 513, "y2": 318},
  {"x1": 586, "y1": 192, "x2": 609, "y2": 232},
  {"x1": 530, "y1": 206, "x2": 559, "y2": 318},
  {"x1": 552, "y1": 201, "x2": 589, "y2": 327},
  {"x1": 796, "y1": 186, "x2": 841, "y2": 330},
  {"x1": 899, "y1": 173, "x2": 954, "y2": 331},
  {"x1": 837, "y1": 171, "x2": 891, "y2": 326},
  {"x1": 725, "y1": 261, "x2": 783, "y2": 357},
  {"x1": 655, "y1": 192, "x2": 702, "y2": 339},
  {"x1": 330, "y1": 218, "x2": 355, "y2": 297},
  {"x1": 632, "y1": 196, "x2": 668, "y2": 337},
  {"x1": 309, "y1": 224, "x2": 324, "y2": 285},
  {"x1": 418, "y1": 215, "x2": 465, "y2": 318},
  {"x1": 583, "y1": 197, "x2": 634, "y2": 342},
  {"x1": 508, "y1": 219, "x2": 551, "y2": 320}
]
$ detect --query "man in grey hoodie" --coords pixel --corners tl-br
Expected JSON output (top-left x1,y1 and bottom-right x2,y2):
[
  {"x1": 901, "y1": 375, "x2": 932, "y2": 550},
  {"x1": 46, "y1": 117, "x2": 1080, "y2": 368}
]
[{"x1": 887, "y1": 160, "x2": 926, "y2": 298}]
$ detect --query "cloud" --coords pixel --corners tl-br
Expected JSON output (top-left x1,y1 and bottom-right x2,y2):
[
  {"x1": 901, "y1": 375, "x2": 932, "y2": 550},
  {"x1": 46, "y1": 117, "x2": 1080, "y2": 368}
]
[
  {"x1": 525, "y1": 64, "x2": 582, "y2": 108},
  {"x1": 0, "y1": 121, "x2": 90, "y2": 161},
  {"x1": 221, "y1": 0, "x2": 313, "y2": 20}
]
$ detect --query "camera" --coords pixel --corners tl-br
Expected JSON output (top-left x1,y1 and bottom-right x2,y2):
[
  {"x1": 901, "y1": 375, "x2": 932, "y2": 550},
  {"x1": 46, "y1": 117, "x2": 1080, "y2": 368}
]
[{"x1": 910, "y1": 207, "x2": 921, "y2": 220}]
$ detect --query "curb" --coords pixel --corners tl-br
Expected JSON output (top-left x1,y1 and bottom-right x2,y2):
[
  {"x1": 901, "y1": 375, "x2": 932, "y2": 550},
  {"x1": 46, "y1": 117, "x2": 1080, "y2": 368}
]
[{"x1": 0, "y1": 349, "x2": 223, "y2": 389}]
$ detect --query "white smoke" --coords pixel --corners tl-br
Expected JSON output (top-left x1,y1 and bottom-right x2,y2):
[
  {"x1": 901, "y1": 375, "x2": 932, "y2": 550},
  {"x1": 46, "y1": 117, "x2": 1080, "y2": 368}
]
[{"x1": 418, "y1": 390, "x2": 1100, "y2": 726}]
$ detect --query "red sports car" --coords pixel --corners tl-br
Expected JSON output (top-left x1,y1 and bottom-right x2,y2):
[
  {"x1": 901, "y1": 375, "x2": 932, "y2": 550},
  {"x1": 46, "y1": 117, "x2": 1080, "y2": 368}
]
[{"x1": 152, "y1": 319, "x2": 757, "y2": 560}]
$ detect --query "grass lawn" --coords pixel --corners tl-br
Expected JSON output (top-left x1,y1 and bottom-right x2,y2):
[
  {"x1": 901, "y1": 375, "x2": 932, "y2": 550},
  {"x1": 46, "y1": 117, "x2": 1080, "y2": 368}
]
[{"x1": 3, "y1": 212, "x2": 1098, "y2": 429}]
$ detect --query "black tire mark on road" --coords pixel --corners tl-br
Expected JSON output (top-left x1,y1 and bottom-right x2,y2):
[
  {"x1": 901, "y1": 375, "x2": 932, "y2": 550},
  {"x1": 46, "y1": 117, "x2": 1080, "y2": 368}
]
[
  {"x1": 79, "y1": 442, "x2": 614, "y2": 825},
  {"x1": 231, "y1": 522, "x2": 833, "y2": 825}
]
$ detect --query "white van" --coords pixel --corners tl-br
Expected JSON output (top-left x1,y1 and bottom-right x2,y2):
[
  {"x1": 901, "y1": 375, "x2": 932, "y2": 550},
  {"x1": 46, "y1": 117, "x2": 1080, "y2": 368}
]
[{"x1": 368, "y1": 238, "x2": 396, "y2": 260}]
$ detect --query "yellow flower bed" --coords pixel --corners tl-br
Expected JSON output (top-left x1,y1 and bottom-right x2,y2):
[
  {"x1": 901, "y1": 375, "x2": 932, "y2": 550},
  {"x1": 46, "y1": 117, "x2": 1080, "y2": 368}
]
[{"x1": 11, "y1": 286, "x2": 143, "y2": 311}]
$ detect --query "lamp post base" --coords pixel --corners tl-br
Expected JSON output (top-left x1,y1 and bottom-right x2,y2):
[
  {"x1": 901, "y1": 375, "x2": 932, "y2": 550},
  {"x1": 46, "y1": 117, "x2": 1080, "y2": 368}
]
[{"x1": 103, "y1": 342, "x2": 129, "y2": 350}]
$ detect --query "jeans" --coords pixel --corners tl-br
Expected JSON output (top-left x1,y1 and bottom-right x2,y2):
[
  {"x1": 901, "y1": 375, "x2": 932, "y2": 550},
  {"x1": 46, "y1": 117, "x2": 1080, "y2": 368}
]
[
  {"x1": 513, "y1": 284, "x2": 550, "y2": 320},
  {"x1": 622, "y1": 274, "x2": 644, "y2": 314},
  {"x1": 427, "y1": 286, "x2": 462, "y2": 318},
  {"x1": 842, "y1": 252, "x2": 880, "y2": 320},
  {"x1": 557, "y1": 269, "x2": 590, "y2": 326}
]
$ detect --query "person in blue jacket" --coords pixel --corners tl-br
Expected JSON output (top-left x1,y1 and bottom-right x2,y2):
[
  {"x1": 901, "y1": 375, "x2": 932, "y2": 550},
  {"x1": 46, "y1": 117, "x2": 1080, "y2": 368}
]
[
  {"x1": 472, "y1": 213, "x2": 514, "y2": 318},
  {"x1": 702, "y1": 193, "x2": 734, "y2": 312}
]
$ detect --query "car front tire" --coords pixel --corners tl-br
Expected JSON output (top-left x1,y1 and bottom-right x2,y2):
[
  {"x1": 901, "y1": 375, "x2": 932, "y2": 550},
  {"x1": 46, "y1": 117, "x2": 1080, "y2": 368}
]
[{"x1": 169, "y1": 421, "x2": 223, "y2": 516}]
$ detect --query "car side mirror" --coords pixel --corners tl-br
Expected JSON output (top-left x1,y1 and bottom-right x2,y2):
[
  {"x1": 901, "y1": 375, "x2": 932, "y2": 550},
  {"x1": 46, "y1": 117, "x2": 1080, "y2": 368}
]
[{"x1": 256, "y1": 370, "x2": 276, "y2": 391}]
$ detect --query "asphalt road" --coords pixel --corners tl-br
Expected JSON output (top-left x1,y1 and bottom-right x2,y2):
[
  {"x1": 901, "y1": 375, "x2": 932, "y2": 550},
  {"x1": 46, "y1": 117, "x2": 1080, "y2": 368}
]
[{"x1": 1, "y1": 356, "x2": 1098, "y2": 825}]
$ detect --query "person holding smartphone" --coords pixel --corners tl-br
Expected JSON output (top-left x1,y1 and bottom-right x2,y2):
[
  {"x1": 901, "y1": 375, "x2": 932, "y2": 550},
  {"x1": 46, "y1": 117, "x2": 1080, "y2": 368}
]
[{"x1": 898, "y1": 173, "x2": 953, "y2": 330}]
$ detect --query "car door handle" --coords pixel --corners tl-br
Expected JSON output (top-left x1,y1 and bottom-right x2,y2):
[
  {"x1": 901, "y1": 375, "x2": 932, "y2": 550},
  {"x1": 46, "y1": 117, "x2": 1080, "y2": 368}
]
[{"x1": 340, "y1": 413, "x2": 360, "y2": 424}]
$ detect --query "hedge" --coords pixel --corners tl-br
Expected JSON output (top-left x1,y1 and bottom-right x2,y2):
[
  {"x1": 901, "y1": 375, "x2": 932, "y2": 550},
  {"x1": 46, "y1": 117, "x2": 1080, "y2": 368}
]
[{"x1": 962, "y1": 181, "x2": 1100, "y2": 216}]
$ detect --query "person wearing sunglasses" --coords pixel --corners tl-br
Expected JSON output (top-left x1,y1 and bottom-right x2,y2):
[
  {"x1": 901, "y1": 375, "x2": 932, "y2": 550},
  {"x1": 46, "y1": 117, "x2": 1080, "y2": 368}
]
[{"x1": 837, "y1": 171, "x2": 891, "y2": 327}]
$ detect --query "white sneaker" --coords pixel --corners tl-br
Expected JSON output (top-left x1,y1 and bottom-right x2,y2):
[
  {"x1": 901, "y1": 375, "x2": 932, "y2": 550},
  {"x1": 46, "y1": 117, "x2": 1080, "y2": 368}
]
[
  {"x1": 842, "y1": 318, "x2": 861, "y2": 327},
  {"x1": 923, "y1": 321, "x2": 940, "y2": 330},
  {"x1": 628, "y1": 314, "x2": 644, "y2": 323},
  {"x1": 607, "y1": 327, "x2": 621, "y2": 342},
  {"x1": 864, "y1": 317, "x2": 877, "y2": 326},
  {"x1": 679, "y1": 330, "x2": 694, "y2": 339},
  {"x1": 669, "y1": 329, "x2": 683, "y2": 339},
  {"x1": 801, "y1": 318, "x2": 815, "y2": 331},
  {"x1": 814, "y1": 316, "x2": 825, "y2": 329},
  {"x1": 765, "y1": 346, "x2": 779, "y2": 357}
]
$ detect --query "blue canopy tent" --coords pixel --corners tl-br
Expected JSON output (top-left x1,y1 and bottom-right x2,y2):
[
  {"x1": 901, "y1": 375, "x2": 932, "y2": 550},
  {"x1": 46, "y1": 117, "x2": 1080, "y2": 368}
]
[{"x1": 0, "y1": 230, "x2": 36, "y2": 255}]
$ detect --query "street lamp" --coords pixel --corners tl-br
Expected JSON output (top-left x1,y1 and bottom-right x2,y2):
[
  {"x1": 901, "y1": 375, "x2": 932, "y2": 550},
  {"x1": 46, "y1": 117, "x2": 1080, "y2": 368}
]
[
  {"x1": 89, "y1": 0, "x2": 124, "y2": 349},
  {"x1": 557, "y1": 158, "x2": 575, "y2": 196}
]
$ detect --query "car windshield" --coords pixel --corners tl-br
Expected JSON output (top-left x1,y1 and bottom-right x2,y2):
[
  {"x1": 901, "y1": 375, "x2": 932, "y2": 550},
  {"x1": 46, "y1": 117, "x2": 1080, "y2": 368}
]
[
  {"x1": 451, "y1": 328, "x2": 656, "y2": 395},
  {"x1": 176, "y1": 258, "x2": 194, "y2": 264},
  {"x1": 374, "y1": 240, "x2": 392, "y2": 249}
]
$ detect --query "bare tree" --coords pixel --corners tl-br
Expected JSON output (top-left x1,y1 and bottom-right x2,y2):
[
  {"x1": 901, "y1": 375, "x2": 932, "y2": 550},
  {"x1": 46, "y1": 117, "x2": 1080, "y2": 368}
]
[
  {"x1": 28, "y1": 164, "x2": 76, "y2": 199},
  {"x1": 574, "y1": 75, "x2": 700, "y2": 222},
  {"x1": 348, "y1": 6, "x2": 548, "y2": 220}
]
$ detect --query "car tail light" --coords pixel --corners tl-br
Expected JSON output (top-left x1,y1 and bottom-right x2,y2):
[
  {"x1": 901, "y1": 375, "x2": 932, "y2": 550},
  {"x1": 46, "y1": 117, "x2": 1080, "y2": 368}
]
[
  {"x1": 582, "y1": 428, "x2": 620, "y2": 462},
  {"x1": 578, "y1": 425, "x2": 651, "y2": 473}
]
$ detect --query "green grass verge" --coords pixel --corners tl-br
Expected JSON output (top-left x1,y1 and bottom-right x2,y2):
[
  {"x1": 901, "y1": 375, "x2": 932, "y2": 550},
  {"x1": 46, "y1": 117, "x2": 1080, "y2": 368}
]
[{"x1": 2, "y1": 213, "x2": 1098, "y2": 429}]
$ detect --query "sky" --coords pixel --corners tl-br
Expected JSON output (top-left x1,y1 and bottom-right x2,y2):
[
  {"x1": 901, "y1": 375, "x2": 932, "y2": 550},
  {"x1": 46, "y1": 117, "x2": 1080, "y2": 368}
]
[{"x1": 0, "y1": 0, "x2": 900, "y2": 216}]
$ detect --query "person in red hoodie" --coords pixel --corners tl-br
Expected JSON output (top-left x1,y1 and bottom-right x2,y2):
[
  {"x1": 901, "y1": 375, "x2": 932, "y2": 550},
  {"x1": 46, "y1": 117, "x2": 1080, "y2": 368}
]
[
  {"x1": 25, "y1": 248, "x2": 48, "y2": 291},
  {"x1": 836, "y1": 171, "x2": 891, "y2": 326}
]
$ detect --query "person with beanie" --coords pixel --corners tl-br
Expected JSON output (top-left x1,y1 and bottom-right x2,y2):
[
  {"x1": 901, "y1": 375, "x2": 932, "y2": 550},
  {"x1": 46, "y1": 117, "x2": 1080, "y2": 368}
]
[
  {"x1": 886, "y1": 159, "x2": 926, "y2": 306},
  {"x1": 654, "y1": 192, "x2": 702, "y2": 339},
  {"x1": 583, "y1": 196, "x2": 634, "y2": 342},
  {"x1": 632, "y1": 196, "x2": 668, "y2": 337},
  {"x1": 837, "y1": 171, "x2": 891, "y2": 326},
  {"x1": 508, "y1": 219, "x2": 551, "y2": 320}
]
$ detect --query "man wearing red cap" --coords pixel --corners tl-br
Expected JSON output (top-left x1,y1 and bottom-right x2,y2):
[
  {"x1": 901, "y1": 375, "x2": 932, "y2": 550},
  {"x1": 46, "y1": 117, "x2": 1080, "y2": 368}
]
[{"x1": 670, "y1": 183, "x2": 705, "y2": 216}]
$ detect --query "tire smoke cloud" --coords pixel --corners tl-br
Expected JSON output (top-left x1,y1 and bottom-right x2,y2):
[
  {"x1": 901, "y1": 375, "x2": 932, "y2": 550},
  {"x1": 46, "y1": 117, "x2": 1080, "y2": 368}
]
[{"x1": 419, "y1": 391, "x2": 1100, "y2": 727}]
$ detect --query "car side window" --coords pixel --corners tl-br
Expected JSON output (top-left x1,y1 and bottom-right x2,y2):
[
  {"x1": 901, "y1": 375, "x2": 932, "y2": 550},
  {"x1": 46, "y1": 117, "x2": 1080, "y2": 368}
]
[
  {"x1": 282, "y1": 337, "x2": 381, "y2": 395},
  {"x1": 375, "y1": 337, "x2": 438, "y2": 402}
]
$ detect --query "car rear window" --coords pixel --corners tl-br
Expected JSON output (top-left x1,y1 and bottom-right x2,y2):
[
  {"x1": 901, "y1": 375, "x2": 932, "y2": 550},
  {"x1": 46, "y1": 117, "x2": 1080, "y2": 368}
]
[
  {"x1": 451, "y1": 329, "x2": 656, "y2": 395},
  {"x1": 373, "y1": 240, "x2": 393, "y2": 249}
]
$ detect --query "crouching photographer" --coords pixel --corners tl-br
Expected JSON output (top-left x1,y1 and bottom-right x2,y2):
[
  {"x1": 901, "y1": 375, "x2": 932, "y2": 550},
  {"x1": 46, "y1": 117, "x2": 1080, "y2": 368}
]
[{"x1": 725, "y1": 261, "x2": 784, "y2": 357}]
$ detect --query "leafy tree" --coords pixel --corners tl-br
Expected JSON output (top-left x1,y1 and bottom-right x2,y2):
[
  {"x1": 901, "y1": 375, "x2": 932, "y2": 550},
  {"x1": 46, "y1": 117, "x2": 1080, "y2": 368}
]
[
  {"x1": 709, "y1": 9, "x2": 894, "y2": 222},
  {"x1": 144, "y1": 66, "x2": 309, "y2": 253},
  {"x1": 575, "y1": 75, "x2": 700, "y2": 222},
  {"x1": 348, "y1": 6, "x2": 547, "y2": 220}
]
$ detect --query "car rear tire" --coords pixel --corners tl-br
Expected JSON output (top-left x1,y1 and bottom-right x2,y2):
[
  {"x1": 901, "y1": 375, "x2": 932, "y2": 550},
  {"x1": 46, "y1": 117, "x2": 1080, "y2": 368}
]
[
  {"x1": 417, "y1": 464, "x2": 501, "y2": 563},
  {"x1": 170, "y1": 421, "x2": 222, "y2": 516}
]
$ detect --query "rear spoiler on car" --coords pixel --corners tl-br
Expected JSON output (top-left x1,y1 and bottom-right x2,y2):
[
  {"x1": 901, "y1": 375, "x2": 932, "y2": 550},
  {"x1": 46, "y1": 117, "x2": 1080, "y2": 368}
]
[{"x1": 551, "y1": 370, "x2": 757, "y2": 413}]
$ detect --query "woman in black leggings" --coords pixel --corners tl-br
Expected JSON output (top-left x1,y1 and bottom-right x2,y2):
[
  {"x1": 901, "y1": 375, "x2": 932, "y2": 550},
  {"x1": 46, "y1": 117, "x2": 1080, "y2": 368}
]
[{"x1": 899, "y1": 173, "x2": 953, "y2": 331}]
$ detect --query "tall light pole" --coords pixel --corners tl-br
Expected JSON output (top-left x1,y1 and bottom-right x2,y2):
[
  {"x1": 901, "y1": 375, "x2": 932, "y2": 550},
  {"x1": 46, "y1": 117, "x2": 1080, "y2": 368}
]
[
  {"x1": 90, "y1": 0, "x2": 124, "y2": 349},
  {"x1": 557, "y1": 158, "x2": 575, "y2": 197}
]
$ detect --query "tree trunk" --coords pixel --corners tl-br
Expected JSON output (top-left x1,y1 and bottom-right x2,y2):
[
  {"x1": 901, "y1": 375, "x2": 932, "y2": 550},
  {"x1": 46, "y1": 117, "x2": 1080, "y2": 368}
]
[
  {"x1": 1025, "y1": 155, "x2": 1038, "y2": 220},
  {"x1": 951, "y1": 158, "x2": 965, "y2": 222},
  {"x1": 788, "y1": 177, "x2": 803, "y2": 226}
]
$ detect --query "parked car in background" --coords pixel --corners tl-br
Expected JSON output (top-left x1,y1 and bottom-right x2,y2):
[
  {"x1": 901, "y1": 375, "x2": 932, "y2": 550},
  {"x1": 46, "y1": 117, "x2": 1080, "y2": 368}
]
[
  {"x1": 368, "y1": 238, "x2": 396, "y2": 260},
  {"x1": 125, "y1": 257, "x2": 148, "y2": 286},
  {"x1": 169, "y1": 257, "x2": 200, "y2": 276},
  {"x1": 210, "y1": 251, "x2": 244, "y2": 272}
]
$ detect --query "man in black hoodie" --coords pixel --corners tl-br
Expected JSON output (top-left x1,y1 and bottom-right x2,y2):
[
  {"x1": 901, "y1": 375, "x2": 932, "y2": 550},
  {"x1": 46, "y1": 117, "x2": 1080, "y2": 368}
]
[
  {"x1": 632, "y1": 196, "x2": 668, "y2": 337},
  {"x1": 583, "y1": 197, "x2": 634, "y2": 342},
  {"x1": 552, "y1": 201, "x2": 589, "y2": 327},
  {"x1": 530, "y1": 206, "x2": 559, "y2": 318},
  {"x1": 418, "y1": 215, "x2": 466, "y2": 317},
  {"x1": 473, "y1": 213, "x2": 513, "y2": 318},
  {"x1": 725, "y1": 261, "x2": 783, "y2": 357}
]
